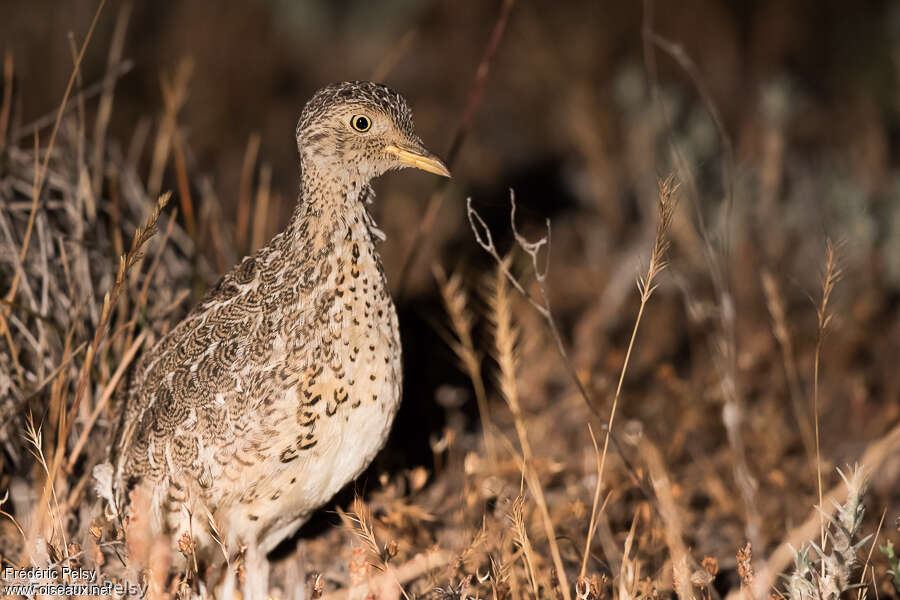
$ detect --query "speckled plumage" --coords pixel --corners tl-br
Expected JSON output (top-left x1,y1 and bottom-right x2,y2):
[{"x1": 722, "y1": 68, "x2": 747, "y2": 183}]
[{"x1": 108, "y1": 81, "x2": 449, "y2": 559}]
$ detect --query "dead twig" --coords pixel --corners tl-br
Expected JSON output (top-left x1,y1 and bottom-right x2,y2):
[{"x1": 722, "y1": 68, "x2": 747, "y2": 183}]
[
  {"x1": 396, "y1": 0, "x2": 516, "y2": 298},
  {"x1": 468, "y1": 190, "x2": 596, "y2": 414}
]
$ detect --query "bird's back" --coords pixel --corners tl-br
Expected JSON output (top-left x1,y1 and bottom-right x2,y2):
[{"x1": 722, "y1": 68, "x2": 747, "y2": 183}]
[{"x1": 110, "y1": 198, "x2": 402, "y2": 555}]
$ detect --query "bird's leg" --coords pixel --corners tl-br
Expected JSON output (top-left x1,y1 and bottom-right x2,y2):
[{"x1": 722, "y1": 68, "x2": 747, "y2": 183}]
[
  {"x1": 242, "y1": 541, "x2": 271, "y2": 600},
  {"x1": 214, "y1": 561, "x2": 239, "y2": 600}
]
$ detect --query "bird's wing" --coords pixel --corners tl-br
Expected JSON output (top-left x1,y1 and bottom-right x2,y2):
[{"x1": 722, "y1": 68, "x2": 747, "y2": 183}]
[{"x1": 111, "y1": 247, "x2": 309, "y2": 493}]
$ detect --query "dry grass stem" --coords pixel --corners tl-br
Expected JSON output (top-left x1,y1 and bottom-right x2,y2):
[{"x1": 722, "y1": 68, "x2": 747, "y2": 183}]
[
  {"x1": 510, "y1": 495, "x2": 540, "y2": 597},
  {"x1": 856, "y1": 508, "x2": 886, "y2": 600},
  {"x1": 433, "y1": 263, "x2": 496, "y2": 464},
  {"x1": 172, "y1": 128, "x2": 196, "y2": 239},
  {"x1": 578, "y1": 423, "x2": 605, "y2": 580},
  {"x1": 236, "y1": 132, "x2": 261, "y2": 252},
  {"x1": 250, "y1": 163, "x2": 272, "y2": 252},
  {"x1": 68, "y1": 192, "x2": 170, "y2": 442},
  {"x1": 66, "y1": 329, "x2": 147, "y2": 470},
  {"x1": 761, "y1": 270, "x2": 815, "y2": 461},
  {"x1": 813, "y1": 238, "x2": 842, "y2": 560},
  {"x1": 0, "y1": 489, "x2": 26, "y2": 542},
  {"x1": 24, "y1": 412, "x2": 68, "y2": 559},
  {"x1": 488, "y1": 258, "x2": 572, "y2": 600},
  {"x1": 90, "y1": 0, "x2": 131, "y2": 196},
  {"x1": 329, "y1": 550, "x2": 453, "y2": 600},
  {"x1": 584, "y1": 175, "x2": 679, "y2": 577},
  {"x1": 148, "y1": 58, "x2": 192, "y2": 200},
  {"x1": 340, "y1": 499, "x2": 412, "y2": 600},
  {"x1": 644, "y1": 1, "x2": 766, "y2": 556},
  {"x1": 639, "y1": 437, "x2": 695, "y2": 600}
]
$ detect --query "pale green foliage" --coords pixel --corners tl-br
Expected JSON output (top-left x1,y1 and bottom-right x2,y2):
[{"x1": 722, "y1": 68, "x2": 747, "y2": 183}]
[
  {"x1": 879, "y1": 540, "x2": 900, "y2": 596},
  {"x1": 783, "y1": 466, "x2": 871, "y2": 600}
]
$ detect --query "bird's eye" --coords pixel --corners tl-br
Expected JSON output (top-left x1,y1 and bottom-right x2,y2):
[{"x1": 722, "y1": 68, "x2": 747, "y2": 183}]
[{"x1": 351, "y1": 115, "x2": 371, "y2": 132}]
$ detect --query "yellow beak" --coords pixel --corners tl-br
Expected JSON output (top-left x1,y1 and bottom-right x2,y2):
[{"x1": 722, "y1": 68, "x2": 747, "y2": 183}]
[{"x1": 384, "y1": 144, "x2": 451, "y2": 178}]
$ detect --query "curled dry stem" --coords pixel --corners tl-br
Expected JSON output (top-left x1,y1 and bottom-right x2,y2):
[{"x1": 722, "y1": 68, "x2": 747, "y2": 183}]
[{"x1": 467, "y1": 190, "x2": 594, "y2": 413}]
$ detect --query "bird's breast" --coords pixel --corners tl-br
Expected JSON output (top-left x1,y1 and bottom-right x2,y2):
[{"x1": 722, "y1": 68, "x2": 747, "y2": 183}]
[{"x1": 248, "y1": 229, "x2": 402, "y2": 515}]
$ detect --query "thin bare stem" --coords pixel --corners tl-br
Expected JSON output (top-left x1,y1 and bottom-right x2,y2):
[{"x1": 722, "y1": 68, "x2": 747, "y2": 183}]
[
  {"x1": 856, "y1": 508, "x2": 886, "y2": 600},
  {"x1": 639, "y1": 437, "x2": 695, "y2": 600},
  {"x1": 578, "y1": 424, "x2": 604, "y2": 579},
  {"x1": 236, "y1": 132, "x2": 261, "y2": 253},
  {"x1": 90, "y1": 0, "x2": 131, "y2": 196},
  {"x1": 66, "y1": 329, "x2": 148, "y2": 470},
  {"x1": 0, "y1": 490, "x2": 26, "y2": 542},
  {"x1": 813, "y1": 238, "x2": 841, "y2": 566},
  {"x1": 395, "y1": 0, "x2": 515, "y2": 298},
  {"x1": 643, "y1": 0, "x2": 762, "y2": 555},
  {"x1": 25, "y1": 412, "x2": 69, "y2": 558},
  {"x1": 370, "y1": 28, "x2": 418, "y2": 82},
  {"x1": 761, "y1": 270, "x2": 815, "y2": 462},
  {"x1": 148, "y1": 59, "x2": 193, "y2": 201}
]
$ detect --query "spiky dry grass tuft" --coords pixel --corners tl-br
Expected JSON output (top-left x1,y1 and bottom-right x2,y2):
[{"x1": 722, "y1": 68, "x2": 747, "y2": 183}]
[
  {"x1": 783, "y1": 466, "x2": 869, "y2": 600},
  {"x1": 23, "y1": 412, "x2": 67, "y2": 558}
]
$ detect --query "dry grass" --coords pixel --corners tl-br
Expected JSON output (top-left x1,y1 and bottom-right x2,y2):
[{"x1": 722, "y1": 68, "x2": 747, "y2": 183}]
[
  {"x1": 487, "y1": 254, "x2": 570, "y2": 600},
  {"x1": 812, "y1": 238, "x2": 842, "y2": 563},
  {"x1": 434, "y1": 264, "x2": 496, "y2": 464}
]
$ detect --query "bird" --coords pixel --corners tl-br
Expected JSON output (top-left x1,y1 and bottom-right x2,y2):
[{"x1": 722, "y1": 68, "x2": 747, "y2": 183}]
[{"x1": 105, "y1": 81, "x2": 450, "y2": 563}]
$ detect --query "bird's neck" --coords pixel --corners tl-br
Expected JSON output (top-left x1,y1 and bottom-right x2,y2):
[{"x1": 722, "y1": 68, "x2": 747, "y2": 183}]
[{"x1": 284, "y1": 159, "x2": 373, "y2": 249}]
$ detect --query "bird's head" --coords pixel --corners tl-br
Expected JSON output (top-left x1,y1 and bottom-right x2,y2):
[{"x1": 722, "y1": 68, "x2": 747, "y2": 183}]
[{"x1": 296, "y1": 81, "x2": 450, "y2": 187}]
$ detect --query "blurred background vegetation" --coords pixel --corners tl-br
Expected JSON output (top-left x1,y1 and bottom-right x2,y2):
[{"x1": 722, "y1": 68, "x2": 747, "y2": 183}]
[{"x1": 4, "y1": 0, "x2": 900, "y2": 255}]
